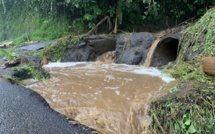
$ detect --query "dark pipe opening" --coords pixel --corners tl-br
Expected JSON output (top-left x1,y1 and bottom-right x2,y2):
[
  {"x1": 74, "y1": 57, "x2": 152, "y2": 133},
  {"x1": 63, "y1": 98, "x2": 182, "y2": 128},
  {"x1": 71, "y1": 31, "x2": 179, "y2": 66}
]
[{"x1": 157, "y1": 38, "x2": 180, "y2": 64}]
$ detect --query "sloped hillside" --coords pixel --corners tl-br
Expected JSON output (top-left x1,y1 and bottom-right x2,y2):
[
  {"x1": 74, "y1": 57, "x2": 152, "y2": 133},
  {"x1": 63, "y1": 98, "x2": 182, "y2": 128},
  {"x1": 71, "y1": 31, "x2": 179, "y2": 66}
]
[{"x1": 150, "y1": 7, "x2": 215, "y2": 134}]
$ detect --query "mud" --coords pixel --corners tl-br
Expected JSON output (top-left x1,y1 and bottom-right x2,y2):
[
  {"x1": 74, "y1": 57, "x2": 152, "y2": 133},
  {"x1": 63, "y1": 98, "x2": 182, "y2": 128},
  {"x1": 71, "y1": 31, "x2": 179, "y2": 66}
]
[{"x1": 27, "y1": 62, "x2": 175, "y2": 134}]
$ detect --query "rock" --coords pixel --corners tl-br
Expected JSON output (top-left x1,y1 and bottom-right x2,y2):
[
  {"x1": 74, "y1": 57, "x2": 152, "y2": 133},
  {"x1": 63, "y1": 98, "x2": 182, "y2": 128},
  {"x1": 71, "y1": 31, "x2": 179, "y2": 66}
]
[
  {"x1": 115, "y1": 32, "x2": 155, "y2": 65},
  {"x1": 64, "y1": 44, "x2": 94, "y2": 61},
  {"x1": 0, "y1": 54, "x2": 44, "y2": 80},
  {"x1": 0, "y1": 78, "x2": 99, "y2": 134},
  {"x1": 0, "y1": 67, "x2": 31, "y2": 80},
  {"x1": 185, "y1": 47, "x2": 204, "y2": 61},
  {"x1": 202, "y1": 57, "x2": 215, "y2": 76},
  {"x1": 64, "y1": 35, "x2": 116, "y2": 62},
  {"x1": 84, "y1": 35, "x2": 116, "y2": 56},
  {"x1": 20, "y1": 54, "x2": 41, "y2": 68},
  {"x1": 11, "y1": 68, "x2": 32, "y2": 79}
]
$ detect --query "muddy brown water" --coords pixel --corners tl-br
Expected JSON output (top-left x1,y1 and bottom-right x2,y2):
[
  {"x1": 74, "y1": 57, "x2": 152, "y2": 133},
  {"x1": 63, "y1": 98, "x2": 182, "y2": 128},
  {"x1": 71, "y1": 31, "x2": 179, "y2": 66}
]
[{"x1": 27, "y1": 62, "x2": 175, "y2": 134}]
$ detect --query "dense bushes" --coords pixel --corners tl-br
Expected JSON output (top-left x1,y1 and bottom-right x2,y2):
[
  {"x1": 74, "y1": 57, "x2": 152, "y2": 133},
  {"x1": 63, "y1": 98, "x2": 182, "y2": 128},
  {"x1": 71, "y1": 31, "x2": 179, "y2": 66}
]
[{"x1": 0, "y1": 0, "x2": 214, "y2": 41}]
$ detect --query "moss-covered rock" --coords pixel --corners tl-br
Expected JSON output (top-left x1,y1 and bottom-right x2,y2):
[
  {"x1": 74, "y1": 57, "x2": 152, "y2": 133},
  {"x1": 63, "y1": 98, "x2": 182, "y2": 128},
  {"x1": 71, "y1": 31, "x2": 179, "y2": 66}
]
[
  {"x1": 38, "y1": 34, "x2": 116, "y2": 62},
  {"x1": 37, "y1": 35, "x2": 82, "y2": 61}
]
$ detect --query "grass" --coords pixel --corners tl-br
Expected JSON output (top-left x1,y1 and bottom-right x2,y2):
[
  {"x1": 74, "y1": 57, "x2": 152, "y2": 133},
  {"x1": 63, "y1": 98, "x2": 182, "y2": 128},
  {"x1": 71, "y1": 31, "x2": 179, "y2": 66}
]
[
  {"x1": 17, "y1": 63, "x2": 48, "y2": 80},
  {"x1": 2, "y1": 17, "x2": 75, "y2": 46},
  {"x1": 0, "y1": 75, "x2": 23, "y2": 85},
  {"x1": 0, "y1": 48, "x2": 19, "y2": 60},
  {"x1": 150, "y1": 84, "x2": 215, "y2": 134},
  {"x1": 0, "y1": 3, "x2": 87, "y2": 46},
  {"x1": 30, "y1": 18, "x2": 73, "y2": 41}
]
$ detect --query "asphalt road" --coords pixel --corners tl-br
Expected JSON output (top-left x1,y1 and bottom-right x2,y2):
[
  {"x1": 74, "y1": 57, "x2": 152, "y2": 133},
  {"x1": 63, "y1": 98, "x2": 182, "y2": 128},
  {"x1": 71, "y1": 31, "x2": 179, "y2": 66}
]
[
  {"x1": 17, "y1": 40, "x2": 56, "y2": 51},
  {"x1": 0, "y1": 78, "x2": 98, "y2": 134}
]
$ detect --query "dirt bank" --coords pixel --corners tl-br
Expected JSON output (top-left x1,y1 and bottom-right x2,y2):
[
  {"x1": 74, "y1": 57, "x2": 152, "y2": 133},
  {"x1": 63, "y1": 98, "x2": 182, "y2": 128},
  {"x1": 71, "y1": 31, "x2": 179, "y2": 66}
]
[{"x1": 149, "y1": 7, "x2": 215, "y2": 134}]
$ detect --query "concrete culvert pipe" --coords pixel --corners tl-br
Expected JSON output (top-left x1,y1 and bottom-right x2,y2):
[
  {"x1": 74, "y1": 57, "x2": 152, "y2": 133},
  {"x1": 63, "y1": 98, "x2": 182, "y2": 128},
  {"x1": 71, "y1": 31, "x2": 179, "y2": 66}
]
[
  {"x1": 150, "y1": 34, "x2": 181, "y2": 67},
  {"x1": 157, "y1": 37, "x2": 180, "y2": 63}
]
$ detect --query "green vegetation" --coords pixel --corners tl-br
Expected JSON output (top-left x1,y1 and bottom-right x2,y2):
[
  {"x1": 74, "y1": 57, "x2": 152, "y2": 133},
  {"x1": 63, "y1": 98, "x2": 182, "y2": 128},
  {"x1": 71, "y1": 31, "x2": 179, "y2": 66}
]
[
  {"x1": 0, "y1": 75, "x2": 23, "y2": 85},
  {"x1": 150, "y1": 8, "x2": 215, "y2": 134},
  {"x1": 36, "y1": 35, "x2": 84, "y2": 61},
  {"x1": 18, "y1": 64, "x2": 48, "y2": 80},
  {"x1": 1, "y1": 0, "x2": 215, "y2": 43},
  {"x1": 0, "y1": 48, "x2": 18, "y2": 60},
  {"x1": 150, "y1": 85, "x2": 214, "y2": 134},
  {"x1": 0, "y1": 1, "x2": 80, "y2": 43},
  {"x1": 0, "y1": 47, "x2": 47, "y2": 81},
  {"x1": 168, "y1": 7, "x2": 215, "y2": 84}
]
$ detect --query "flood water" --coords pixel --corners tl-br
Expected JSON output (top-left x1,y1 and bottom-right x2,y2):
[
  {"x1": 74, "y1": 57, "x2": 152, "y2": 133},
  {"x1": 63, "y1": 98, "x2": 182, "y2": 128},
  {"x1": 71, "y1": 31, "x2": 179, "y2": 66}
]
[{"x1": 27, "y1": 62, "x2": 175, "y2": 134}]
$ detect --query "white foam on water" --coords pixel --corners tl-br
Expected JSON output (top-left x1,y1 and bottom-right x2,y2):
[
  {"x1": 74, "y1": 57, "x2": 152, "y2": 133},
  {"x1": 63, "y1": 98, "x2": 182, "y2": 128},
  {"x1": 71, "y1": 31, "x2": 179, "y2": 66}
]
[
  {"x1": 105, "y1": 75, "x2": 115, "y2": 80},
  {"x1": 43, "y1": 62, "x2": 87, "y2": 68},
  {"x1": 115, "y1": 90, "x2": 120, "y2": 95},
  {"x1": 132, "y1": 68, "x2": 175, "y2": 83},
  {"x1": 105, "y1": 86, "x2": 120, "y2": 90},
  {"x1": 43, "y1": 62, "x2": 175, "y2": 83}
]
